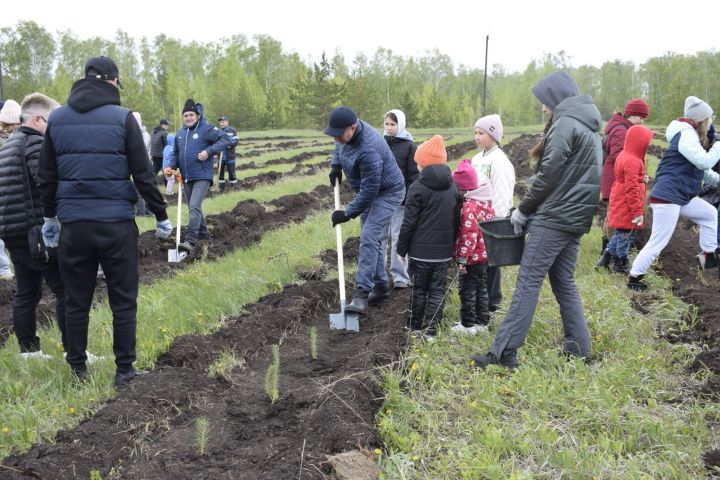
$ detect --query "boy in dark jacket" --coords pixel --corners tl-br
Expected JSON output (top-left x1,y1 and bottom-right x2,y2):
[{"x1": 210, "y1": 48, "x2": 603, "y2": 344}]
[{"x1": 397, "y1": 135, "x2": 461, "y2": 339}]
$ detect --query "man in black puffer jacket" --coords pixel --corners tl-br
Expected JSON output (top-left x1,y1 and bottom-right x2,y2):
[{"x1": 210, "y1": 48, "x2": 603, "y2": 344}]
[
  {"x1": 397, "y1": 135, "x2": 461, "y2": 339},
  {"x1": 0, "y1": 93, "x2": 66, "y2": 359},
  {"x1": 150, "y1": 118, "x2": 170, "y2": 177}
]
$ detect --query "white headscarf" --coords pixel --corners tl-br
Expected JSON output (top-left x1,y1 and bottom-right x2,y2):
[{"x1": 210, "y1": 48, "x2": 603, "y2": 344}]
[{"x1": 384, "y1": 109, "x2": 414, "y2": 141}]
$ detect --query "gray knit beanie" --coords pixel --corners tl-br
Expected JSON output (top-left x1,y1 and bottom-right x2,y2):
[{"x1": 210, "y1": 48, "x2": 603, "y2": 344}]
[
  {"x1": 532, "y1": 71, "x2": 579, "y2": 111},
  {"x1": 684, "y1": 96, "x2": 713, "y2": 123}
]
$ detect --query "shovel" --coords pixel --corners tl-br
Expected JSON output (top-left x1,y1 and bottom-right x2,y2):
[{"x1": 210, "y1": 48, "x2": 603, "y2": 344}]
[
  {"x1": 168, "y1": 173, "x2": 188, "y2": 263},
  {"x1": 329, "y1": 180, "x2": 359, "y2": 332}
]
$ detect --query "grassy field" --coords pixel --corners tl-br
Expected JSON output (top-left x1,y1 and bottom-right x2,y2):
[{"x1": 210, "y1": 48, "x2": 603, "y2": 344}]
[{"x1": 2, "y1": 125, "x2": 714, "y2": 478}]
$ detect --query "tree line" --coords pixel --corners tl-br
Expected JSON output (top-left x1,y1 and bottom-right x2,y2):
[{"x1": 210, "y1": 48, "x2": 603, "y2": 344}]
[{"x1": 1, "y1": 21, "x2": 717, "y2": 131}]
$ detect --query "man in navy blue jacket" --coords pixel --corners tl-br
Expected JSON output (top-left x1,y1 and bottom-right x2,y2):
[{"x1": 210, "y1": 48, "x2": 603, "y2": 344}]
[
  {"x1": 165, "y1": 99, "x2": 231, "y2": 251},
  {"x1": 325, "y1": 106, "x2": 405, "y2": 315},
  {"x1": 39, "y1": 56, "x2": 172, "y2": 386}
]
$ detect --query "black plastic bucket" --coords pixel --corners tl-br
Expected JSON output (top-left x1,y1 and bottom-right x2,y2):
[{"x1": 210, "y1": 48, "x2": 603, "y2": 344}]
[{"x1": 479, "y1": 218, "x2": 526, "y2": 267}]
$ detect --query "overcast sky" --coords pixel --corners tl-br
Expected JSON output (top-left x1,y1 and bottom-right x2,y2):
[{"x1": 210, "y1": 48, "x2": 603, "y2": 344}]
[{"x1": 3, "y1": 0, "x2": 718, "y2": 73}]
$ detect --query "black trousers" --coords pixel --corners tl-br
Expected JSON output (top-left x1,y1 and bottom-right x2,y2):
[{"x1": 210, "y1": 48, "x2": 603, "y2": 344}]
[
  {"x1": 59, "y1": 221, "x2": 138, "y2": 373},
  {"x1": 152, "y1": 156, "x2": 167, "y2": 186},
  {"x1": 408, "y1": 259, "x2": 450, "y2": 334},
  {"x1": 458, "y1": 263, "x2": 489, "y2": 327},
  {"x1": 218, "y1": 160, "x2": 237, "y2": 183},
  {"x1": 487, "y1": 266, "x2": 502, "y2": 309},
  {"x1": 7, "y1": 245, "x2": 67, "y2": 352}
]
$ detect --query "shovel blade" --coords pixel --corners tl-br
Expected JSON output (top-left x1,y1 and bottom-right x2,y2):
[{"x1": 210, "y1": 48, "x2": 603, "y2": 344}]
[
  {"x1": 168, "y1": 249, "x2": 187, "y2": 263},
  {"x1": 328, "y1": 311, "x2": 360, "y2": 332}
]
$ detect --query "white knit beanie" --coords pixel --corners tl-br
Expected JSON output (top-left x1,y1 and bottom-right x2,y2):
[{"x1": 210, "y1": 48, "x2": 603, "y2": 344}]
[
  {"x1": 474, "y1": 114, "x2": 504, "y2": 144},
  {"x1": 0, "y1": 100, "x2": 21, "y2": 125},
  {"x1": 684, "y1": 96, "x2": 713, "y2": 123}
]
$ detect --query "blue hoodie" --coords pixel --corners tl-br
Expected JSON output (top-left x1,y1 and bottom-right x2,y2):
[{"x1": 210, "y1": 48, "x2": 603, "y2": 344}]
[{"x1": 162, "y1": 133, "x2": 175, "y2": 170}]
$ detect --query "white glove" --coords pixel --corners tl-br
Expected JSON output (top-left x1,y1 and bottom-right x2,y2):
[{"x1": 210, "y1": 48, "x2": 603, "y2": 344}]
[
  {"x1": 510, "y1": 209, "x2": 528, "y2": 235},
  {"x1": 42, "y1": 217, "x2": 61, "y2": 247},
  {"x1": 156, "y1": 219, "x2": 172, "y2": 239}
]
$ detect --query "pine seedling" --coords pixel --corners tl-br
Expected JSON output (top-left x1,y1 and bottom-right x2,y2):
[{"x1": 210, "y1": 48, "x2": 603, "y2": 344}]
[
  {"x1": 196, "y1": 416, "x2": 209, "y2": 456},
  {"x1": 264, "y1": 344, "x2": 280, "y2": 403},
  {"x1": 310, "y1": 326, "x2": 318, "y2": 360},
  {"x1": 90, "y1": 471, "x2": 103, "y2": 480}
]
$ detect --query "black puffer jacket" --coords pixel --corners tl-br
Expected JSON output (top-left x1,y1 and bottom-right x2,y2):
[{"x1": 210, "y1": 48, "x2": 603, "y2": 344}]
[
  {"x1": 519, "y1": 94, "x2": 602, "y2": 234},
  {"x1": 150, "y1": 125, "x2": 168, "y2": 157},
  {"x1": 397, "y1": 164, "x2": 461, "y2": 260},
  {"x1": 0, "y1": 127, "x2": 44, "y2": 246},
  {"x1": 385, "y1": 136, "x2": 418, "y2": 202}
]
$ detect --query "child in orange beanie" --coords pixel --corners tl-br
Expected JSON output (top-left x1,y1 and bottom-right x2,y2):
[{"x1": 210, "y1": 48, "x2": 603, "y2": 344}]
[
  {"x1": 451, "y1": 159, "x2": 496, "y2": 334},
  {"x1": 397, "y1": 135, "x2": 462, "y2": 339}
]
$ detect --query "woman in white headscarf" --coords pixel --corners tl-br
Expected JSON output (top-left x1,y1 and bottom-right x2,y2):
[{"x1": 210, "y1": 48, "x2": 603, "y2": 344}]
[{"x1": 378, "y1": 109, "x2": 417, "y2": 298}]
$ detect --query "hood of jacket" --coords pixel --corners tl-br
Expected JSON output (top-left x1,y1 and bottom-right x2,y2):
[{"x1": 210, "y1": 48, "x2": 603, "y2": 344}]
[
  {"x1": 419, "y1": 164, "x2": 453, "y2": 191},
  {"x1": 67, "y1": 77, "x2": 121, "y2": 113},
  {"x1": 384, "y1": 109, "x2": 413, "y2": 141},
  {"x1": 464, "y1": 179, "x2": 493, "y2": 202},
  {"x1": 152, "y1": 125, "x2": 166, "y2": 134},
  {"x1": 665, "y1": 119, "x2": 694, "y2": 142},
  {"x1": 167, "y1": 133, "x2": 175, "y2": 148},
  {"x1": 605, "y1": 113, "x2": 632, "y2": 135},
  {"x1": 553, "y1": 95, "x2": 602, "y2": 133},
  {"x1": 623, "y1": 125, "x2": 654, "y2": 159},
  {"x1": 532, "y1": 71, "x2": 579, "y2": 111}
]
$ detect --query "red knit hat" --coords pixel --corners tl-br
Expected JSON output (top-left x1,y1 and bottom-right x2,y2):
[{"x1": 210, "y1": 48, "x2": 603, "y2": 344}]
[
  {"x1": 415, "y1": 135, "x2": 447, "y2": 168},
  {"x1": 624, "y1": 99, "x2": 649, "y2": 118},
  {"x1": 452, "y1": 159, "x2": 478, "y2": 190}
]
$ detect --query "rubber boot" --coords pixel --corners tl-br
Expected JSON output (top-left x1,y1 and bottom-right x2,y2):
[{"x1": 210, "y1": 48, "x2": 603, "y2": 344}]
[
  {"x1": 345, "y1": 289, "x2": 369, "y2": 315},
  {"x1": 627, "y1": 274, "x2": 647, "y2": 291},
  {"x1": 612, "y1": 256, "x2": 629, "y2": 274},
  {"x1": 594, "y1": 250, "x2": 612, "y2": 271},
  {"x1": 368, "y1": 282, "x2": 391, "y2": 306},
  {"x1": 600, "y1": 237, "x2": 609, "y2": 256},
  {"x1": 217, "y1": 181, "x2": 226, "y2": 193}
]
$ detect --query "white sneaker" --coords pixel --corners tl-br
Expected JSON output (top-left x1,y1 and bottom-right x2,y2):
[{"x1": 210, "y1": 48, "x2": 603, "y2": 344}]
[
  {"x1": 451, "y1": 323, "x2": 473, "y2": 334},
  {"x1": 467, "y1": 324, "x2": 489, "y2": 335},
  {"x1": 64, "y1": 351, "x2": 105, "y2": 364},
  {"x1": 20, "y1": 351, "x2": 52, "y2": 360}
]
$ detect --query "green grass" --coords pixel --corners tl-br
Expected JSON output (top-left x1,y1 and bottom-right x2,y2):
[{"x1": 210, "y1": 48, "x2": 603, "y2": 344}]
[
  {"x1": 378, "y1": 228, "x2": 717, "y2": 478},
  {"x1": 136, "y1": 172, "x2": 328, "y2": 233},
  {"x1": 0, "y1": 211, "x2": 360, "y2": 458}
]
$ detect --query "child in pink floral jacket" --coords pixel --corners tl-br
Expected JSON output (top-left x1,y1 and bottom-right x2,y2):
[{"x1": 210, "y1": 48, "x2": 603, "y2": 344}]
[{"x1": 452, "y1": 159, "x2": 496, "y2": 334}]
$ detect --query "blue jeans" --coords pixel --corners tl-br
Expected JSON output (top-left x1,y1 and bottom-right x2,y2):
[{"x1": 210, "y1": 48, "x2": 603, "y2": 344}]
[
  {"x1": 184, "y1": 180, "x2": 211, "y2": 244},
  {"x1": 606, "y1": 229, "x2": 637, "y2": 258},
  {"x1": 491, "y1": 225, "x2": 591, "y2": 360},
  {"x1": 356, "y1": 188, "x2": 405, "y2": 293},
  {"x1": 380, "y1": 204, "x2": 410, "y2": 285}
]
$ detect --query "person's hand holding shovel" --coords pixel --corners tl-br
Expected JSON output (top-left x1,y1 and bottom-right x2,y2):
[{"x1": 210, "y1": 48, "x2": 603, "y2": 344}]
[{"x1": 631, "y1": 215, "x2": 643, "y2": 226}]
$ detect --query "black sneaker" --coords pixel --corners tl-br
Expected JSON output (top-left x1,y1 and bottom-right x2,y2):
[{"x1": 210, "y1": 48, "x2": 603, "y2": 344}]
[
  {"x1": 72, "y1": 368, "x2": 89, "y2": 383},
  {"x1": 627, "y1": 274, "x2": 647, "y2": 291},
  {"x1": 471, "y1": 351, "x2": 519, "y2": 370},
  {"x1": 697, "y1": 252, "x2": 719, "y2": 270},
  {"x1": 178, "y1": 241, "x2": 195, "y2": 253},
  {"x1": 115, "y1": 369, "x2": 148, "y2": 387}
]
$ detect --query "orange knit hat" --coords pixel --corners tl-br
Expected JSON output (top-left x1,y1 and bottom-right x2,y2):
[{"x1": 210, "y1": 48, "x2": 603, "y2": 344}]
[{"x1": 415, "y1": 135, "x2": 447, "y2": 168}]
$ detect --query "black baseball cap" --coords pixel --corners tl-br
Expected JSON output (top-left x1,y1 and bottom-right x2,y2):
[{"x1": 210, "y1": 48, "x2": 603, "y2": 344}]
[
  {"x1": 159, "y1": 118, "x2": 170, "y2": 125},
  {"x1": 218, "y1": 115, "x2": 229, "y2": 121},
  {"x1": 324, "y1": 106, "x2": 357, "y2": 136},
  {"x1": 85, "y1": 56, "x2": 123, "y2": 89}
]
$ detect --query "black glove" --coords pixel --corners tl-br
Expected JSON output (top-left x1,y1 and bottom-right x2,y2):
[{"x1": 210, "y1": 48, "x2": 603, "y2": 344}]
[
  {"x1": 332, "y1": 210, "x2": 349, "y2": 226},
  {"x1": 329, "y1": 165, "x2": 343, "y2": 187}
]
